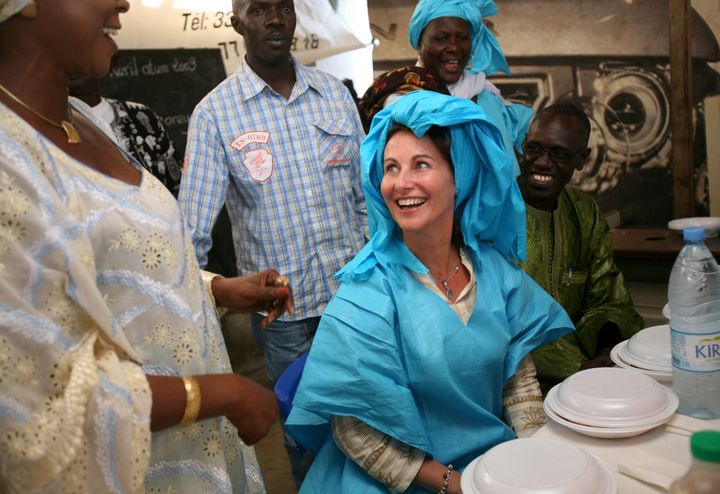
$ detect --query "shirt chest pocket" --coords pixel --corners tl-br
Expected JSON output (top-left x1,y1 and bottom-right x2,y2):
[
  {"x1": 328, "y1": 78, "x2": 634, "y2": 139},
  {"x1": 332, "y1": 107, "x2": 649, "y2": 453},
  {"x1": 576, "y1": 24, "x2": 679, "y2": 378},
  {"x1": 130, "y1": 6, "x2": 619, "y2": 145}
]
[
  {"x1": 314, "y1": 118, "x2": 358, "y2": 172},
  {"x1": 559, "y1": 268, "x2": 589, "y2": 315},
  {"x1": 561, "y1": 269, "x2": 588, "y2": 286}
]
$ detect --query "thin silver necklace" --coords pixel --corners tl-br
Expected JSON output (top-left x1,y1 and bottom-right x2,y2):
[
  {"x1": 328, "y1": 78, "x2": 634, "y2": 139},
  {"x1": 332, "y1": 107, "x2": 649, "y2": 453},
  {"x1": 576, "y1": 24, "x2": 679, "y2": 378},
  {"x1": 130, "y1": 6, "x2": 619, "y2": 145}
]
[
  {"x1": 436, "y1": 262, "x2": 461, "y2": 300},
  {"x1": 410, "y1": 247, "x2": 462, "y2": 300}
]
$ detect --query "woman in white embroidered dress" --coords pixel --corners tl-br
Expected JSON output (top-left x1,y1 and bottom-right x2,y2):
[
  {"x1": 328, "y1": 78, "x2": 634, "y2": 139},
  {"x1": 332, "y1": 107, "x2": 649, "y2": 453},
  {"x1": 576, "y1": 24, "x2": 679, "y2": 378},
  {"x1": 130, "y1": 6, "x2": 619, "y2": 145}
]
[{"x1": 0, "y1": 1, "x2": 293, "y2": 492}]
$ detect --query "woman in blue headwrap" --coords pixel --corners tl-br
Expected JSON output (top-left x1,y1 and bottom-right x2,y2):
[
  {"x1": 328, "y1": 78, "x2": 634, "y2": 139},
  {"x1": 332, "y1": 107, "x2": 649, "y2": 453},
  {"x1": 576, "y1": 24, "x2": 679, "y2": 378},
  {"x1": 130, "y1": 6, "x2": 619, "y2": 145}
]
[
  {"x1": 286, "y1": 92, "x2": 573, "y2": 494},
  {"x1": 358, "y1": 0, "x2": 532, "y2": 176}
]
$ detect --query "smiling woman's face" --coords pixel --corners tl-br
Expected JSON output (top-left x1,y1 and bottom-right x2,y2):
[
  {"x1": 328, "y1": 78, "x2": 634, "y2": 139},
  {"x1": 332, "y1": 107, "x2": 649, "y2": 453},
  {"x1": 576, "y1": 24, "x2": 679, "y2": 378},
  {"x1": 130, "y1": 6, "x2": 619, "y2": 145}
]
[
  {"x1": 29, "y1": 0, "x2": 129, "y2": 79},
  {"x1": 418, "y1": 16, "x2": 472, "y2": 85},
  {"x1": 381, "y1": 128, "x2": 456, "y2": 242}
]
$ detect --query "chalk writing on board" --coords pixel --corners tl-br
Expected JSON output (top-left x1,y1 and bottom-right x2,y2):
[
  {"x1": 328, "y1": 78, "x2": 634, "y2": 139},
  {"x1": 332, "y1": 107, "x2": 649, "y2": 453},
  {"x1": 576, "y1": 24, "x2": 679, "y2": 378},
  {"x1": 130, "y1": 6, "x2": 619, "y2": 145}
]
[
  {"x1": 108, "y1": 56, "x2": 199, "y2": 78},
  {"x1": 163, "y1": 114, "x2": 190, "y2": 128}
]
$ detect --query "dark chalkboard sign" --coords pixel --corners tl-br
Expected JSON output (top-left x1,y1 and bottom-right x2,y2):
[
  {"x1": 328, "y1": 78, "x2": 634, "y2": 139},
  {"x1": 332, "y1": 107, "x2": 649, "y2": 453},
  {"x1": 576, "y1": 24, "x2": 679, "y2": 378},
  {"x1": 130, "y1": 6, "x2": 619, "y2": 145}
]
[{"x1": 101, "y1": 48, "x2": 227, "y2": 156}]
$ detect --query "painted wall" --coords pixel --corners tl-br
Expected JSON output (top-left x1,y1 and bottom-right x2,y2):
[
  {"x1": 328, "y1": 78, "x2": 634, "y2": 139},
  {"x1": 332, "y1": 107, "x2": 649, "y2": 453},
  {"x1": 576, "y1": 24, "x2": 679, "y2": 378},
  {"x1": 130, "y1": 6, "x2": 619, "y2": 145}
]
[
  {"x1": 694, "y1": 0, "x2": 720, "y2": 60},
  {"x1": 369, "y1": 0, "x2": 720, "y2": 63}
]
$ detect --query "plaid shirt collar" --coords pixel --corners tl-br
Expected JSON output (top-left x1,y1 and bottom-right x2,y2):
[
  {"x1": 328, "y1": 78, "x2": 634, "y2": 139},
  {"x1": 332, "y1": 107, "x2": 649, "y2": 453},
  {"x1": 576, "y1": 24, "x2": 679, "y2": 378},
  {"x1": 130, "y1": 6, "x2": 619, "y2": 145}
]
[{"x1": 235, "y1": 56, "x2": 322, "y2": 103}]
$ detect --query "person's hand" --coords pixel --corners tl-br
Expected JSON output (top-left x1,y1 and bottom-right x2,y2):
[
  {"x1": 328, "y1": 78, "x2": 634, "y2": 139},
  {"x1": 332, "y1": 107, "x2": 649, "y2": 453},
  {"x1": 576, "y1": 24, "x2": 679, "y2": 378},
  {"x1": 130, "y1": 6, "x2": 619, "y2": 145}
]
[
  {"x1": 211, "y1": 269, "x2": 295, "y2": 328},
  {"x1": 226, "y1": 375, "x2": 279, "y2": 445},
  {"x1": 579, "y1": 352, "x2": 615, "y2": 370},
  {"x1": 580, "y1": 323, "x2": 623, "y2": 370}
]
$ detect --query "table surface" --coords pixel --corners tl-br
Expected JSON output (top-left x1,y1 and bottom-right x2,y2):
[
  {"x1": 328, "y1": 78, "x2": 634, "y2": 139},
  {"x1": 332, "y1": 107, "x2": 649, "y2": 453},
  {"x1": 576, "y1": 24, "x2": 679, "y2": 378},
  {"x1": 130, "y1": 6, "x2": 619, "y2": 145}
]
[
  {"x1": 534, "y1": 417, "x2": 720, "y2": 493},
  {"x1": 612, "y1": 228, "x2": 720, "y2": 261}
]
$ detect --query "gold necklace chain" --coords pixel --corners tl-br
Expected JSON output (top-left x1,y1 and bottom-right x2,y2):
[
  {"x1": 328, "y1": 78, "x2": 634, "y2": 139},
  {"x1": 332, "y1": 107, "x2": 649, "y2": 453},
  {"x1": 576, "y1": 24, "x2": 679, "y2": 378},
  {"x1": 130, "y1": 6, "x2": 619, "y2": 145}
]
[{"x1": 0, "y1": 82, "x2": 81, "y2": 144}]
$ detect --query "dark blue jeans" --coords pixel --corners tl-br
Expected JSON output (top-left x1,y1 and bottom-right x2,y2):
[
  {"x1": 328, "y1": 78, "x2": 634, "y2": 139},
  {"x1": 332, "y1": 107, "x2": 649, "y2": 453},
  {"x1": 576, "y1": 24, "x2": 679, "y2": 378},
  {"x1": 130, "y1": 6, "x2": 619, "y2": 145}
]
[{"x1": 250, "y1": 314, "x2": 319, "y2": 488}]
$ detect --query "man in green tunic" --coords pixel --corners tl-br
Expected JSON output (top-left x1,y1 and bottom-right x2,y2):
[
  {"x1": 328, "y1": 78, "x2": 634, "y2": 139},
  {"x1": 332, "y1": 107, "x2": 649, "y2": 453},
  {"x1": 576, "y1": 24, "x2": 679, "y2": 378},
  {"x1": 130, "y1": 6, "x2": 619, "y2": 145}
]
[{"x1": 518, "y1": 103, "x2": 644, "y2": 392}]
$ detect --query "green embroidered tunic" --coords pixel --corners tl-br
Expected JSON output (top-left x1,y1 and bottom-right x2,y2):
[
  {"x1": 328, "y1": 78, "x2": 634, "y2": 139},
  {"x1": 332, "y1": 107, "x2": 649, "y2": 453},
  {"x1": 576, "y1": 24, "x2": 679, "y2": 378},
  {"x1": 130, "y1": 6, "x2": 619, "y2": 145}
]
[{"x1": 523, "y1": 188, "x2": 644, "y2": 391}]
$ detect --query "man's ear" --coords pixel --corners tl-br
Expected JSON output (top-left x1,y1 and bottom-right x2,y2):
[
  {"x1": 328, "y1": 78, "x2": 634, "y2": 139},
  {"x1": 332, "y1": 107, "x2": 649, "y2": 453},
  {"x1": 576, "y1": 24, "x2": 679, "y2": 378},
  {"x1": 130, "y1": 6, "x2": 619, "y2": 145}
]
[
  {"x1": 576, "y1": 147, "x2": 591, "y2": 171},
  {"x1": 231, "y1": 15, "x2": 245, "y2": 36}
]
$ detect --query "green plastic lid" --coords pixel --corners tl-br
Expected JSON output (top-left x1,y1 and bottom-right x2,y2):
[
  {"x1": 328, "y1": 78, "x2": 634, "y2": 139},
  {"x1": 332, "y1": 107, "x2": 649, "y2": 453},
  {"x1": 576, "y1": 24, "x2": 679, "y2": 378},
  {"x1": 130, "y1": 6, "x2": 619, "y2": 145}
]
[{"x1": 691, "y1": 430, "x2": 720, "y2": 463}]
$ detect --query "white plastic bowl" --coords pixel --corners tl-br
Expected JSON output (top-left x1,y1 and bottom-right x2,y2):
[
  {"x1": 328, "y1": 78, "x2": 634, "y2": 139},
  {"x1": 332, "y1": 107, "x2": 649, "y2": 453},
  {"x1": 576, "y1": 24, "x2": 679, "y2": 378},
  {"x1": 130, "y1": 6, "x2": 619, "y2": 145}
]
[
  {"x1": 623, "y1": 325, "x2": 671, "y2": 372},
  {"x1": 461, "y1": 438, "x2": 616, "y2": 494},
  {"x1": 544, "y1": 386, "x2": 677, "y2": 438},
  {"x1": 610, "y1": 341, "x2": 672, "y2": 383},
  {"x1": 552, "y1": 368, "x2": 673, "y2": 427}
]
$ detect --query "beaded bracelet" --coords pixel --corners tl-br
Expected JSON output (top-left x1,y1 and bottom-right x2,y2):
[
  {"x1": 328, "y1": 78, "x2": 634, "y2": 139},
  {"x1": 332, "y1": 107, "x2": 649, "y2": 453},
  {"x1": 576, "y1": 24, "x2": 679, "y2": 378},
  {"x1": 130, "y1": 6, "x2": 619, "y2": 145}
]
[
  {"x1": 179, "y1": 376, "x2": 201, "y2": 427},
  {"x1": 438, "y1": 464, "x2": 454, "y2": 494}
]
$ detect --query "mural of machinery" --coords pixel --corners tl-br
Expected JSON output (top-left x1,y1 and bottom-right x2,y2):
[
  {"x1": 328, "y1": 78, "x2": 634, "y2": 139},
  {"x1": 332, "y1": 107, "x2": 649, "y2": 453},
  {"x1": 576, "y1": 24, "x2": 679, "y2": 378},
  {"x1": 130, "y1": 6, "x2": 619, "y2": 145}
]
[
  {"x1": 577, "y1": 63, "x2": 672, "y2": 192},
  {"x1": 490, "y1": 57, "x2": 714, "y2": 225},
  {"x1": 492, "y1": 62, "x2": 676, "y2": 188},
  {"x1": 489, "y1": 1, "x2": 720, "y2": 225}
]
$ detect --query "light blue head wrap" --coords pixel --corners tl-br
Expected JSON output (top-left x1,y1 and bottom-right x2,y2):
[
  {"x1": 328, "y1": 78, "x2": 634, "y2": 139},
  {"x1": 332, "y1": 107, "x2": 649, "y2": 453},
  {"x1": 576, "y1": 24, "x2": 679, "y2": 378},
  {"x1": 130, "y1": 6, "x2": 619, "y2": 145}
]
[
  {"x1": 408, "y1": 0, "x2": 510, "y2": 76},
  {"x1": 337, "y1": 91, "x2": 526, "y2": 283}
]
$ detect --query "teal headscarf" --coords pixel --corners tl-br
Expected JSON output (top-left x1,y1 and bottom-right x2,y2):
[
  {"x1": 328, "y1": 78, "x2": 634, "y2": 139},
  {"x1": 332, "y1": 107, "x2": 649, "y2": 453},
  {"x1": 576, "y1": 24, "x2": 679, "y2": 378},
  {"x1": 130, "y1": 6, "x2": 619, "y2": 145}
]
[
  {"x1": 337, "y1": 90, "x2": 526, "y2": 283},
  {"x1": 408, "y1": 0, "x2": 510, "y2": 76}
]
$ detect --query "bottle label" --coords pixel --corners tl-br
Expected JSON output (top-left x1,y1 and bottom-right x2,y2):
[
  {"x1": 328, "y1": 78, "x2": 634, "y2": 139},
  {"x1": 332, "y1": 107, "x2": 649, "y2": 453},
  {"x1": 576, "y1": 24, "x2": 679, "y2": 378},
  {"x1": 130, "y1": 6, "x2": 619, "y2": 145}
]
[{"x1": 671, "y1": 327, "x2": 720, "y2": 372}]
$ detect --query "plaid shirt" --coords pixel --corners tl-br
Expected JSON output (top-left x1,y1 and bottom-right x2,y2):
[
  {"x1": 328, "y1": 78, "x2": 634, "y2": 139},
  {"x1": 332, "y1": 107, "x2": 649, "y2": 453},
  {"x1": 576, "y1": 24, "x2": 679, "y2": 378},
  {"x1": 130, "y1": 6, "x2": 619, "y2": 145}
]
[{"x1": 179, "y1": 59, "x2": 367, "y2": 320}]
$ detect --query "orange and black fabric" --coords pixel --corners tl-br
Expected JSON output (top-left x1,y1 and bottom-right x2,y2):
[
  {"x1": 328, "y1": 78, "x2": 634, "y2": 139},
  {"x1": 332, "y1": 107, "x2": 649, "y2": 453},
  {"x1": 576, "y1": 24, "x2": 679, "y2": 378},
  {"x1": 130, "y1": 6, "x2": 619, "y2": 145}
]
[{"x1": 357, "y1": 66, "x2": 449, "y2": 133}]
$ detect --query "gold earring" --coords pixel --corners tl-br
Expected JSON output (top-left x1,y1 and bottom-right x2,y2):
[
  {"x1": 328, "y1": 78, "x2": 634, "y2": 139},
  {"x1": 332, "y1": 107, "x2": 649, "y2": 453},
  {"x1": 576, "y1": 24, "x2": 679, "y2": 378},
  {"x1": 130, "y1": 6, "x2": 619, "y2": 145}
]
[{"x1": 20, "y1": 1, "x2": 38, "y2": 19}]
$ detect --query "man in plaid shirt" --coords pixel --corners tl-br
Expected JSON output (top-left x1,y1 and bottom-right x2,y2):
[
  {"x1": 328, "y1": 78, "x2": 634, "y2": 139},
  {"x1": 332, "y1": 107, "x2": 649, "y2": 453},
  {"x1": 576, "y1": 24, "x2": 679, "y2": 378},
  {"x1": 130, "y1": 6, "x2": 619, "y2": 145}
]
[{"x1": 179, "y1": 0, "x2": 367, "y2": 486}]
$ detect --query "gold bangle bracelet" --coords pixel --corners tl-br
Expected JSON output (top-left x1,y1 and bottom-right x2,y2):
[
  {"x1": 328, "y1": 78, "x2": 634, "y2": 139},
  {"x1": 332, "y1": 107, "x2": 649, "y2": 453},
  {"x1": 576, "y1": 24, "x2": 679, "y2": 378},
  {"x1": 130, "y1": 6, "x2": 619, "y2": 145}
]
[{"x1": 179, "y1": 376, "x2": 201, "y2": 427}]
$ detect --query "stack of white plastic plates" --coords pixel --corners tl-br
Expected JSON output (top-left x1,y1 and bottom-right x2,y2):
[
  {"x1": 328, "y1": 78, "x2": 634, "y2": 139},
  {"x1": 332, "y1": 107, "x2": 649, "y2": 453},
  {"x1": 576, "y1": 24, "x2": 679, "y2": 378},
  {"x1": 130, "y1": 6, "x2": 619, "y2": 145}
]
[
  {"x1": 461, "y1": 438, "x2": 617, "y2": 494},
  {"x1": 610, "y1": 325, "x2": 672, "y2": 383},
  {"x1": 543, "y1": 367, "x2": 678, "y2": 438}
]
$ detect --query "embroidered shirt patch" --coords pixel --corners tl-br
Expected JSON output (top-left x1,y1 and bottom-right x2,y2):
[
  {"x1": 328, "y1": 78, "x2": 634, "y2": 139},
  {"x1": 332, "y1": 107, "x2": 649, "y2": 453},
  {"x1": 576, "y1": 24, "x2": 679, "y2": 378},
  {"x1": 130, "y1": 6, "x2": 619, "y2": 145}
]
[
  {"x1": 324, "y1": 143, "x2": 351, "y2": 166},
  {"x1": 242, "y1": 148, "x2": 274, "y2": 182},
  {"x1": 231, "y1": 131, "x2": 270, "y2": 152}
]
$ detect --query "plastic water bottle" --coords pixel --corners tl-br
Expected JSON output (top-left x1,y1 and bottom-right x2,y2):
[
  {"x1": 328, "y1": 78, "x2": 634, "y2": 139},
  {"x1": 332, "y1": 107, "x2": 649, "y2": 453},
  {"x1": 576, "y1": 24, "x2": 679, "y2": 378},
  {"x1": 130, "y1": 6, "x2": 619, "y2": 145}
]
[
  {"x1": 668, "y1": 227, "x2": 720, "y2": 419},
  {"x1": 669, "y1": 430, "x2": 720, "y2": 493}
]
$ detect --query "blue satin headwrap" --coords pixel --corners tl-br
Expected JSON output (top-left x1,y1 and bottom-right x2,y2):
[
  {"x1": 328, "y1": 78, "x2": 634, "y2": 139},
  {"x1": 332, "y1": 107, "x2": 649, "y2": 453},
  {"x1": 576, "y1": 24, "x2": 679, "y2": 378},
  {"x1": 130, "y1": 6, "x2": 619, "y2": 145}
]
[
  {"x1": 408, "y1": 0, "x2": 510, "y2": 76},
  {"x1": 337, "y1": 91, "x2": 526, "y2": 283}
]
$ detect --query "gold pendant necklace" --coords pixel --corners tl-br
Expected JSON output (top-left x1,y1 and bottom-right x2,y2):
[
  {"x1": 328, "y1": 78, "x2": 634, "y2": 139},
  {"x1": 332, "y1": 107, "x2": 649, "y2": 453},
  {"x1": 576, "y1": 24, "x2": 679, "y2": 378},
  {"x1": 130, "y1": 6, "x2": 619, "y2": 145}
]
[{"x1": 0, "y1": 82, "x2": 81, "y2": 144}]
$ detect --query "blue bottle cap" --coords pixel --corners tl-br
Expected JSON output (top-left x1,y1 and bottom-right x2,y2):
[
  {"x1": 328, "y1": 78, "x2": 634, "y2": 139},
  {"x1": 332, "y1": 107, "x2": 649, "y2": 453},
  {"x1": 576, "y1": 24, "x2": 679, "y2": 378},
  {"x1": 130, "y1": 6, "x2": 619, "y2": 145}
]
[{"x1": 683, "y1": 227, "x2": 705, "y2": 241}]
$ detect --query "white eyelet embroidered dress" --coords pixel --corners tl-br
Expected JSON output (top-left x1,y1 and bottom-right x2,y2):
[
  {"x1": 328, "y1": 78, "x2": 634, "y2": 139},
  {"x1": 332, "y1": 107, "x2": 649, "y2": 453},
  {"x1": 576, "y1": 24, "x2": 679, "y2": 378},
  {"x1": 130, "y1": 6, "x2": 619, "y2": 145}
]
[{"x1": 0, "y1": 102, "x2": 264, "y2": 493}]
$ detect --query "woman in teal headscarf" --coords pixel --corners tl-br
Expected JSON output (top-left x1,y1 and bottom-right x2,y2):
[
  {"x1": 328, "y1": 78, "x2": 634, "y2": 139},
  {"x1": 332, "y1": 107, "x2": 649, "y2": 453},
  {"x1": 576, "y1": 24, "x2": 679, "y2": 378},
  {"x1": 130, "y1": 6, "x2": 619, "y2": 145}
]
[
  {"x1": 358, "y1": 0, "x2": 533, "y2": 176},
  {"x1": 286, "y1": 92, "x2": 573, "y2": 494}
]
